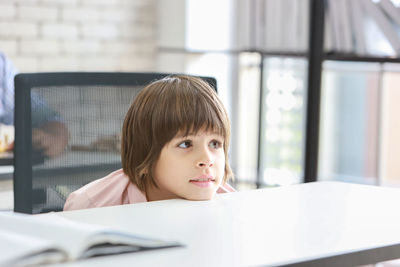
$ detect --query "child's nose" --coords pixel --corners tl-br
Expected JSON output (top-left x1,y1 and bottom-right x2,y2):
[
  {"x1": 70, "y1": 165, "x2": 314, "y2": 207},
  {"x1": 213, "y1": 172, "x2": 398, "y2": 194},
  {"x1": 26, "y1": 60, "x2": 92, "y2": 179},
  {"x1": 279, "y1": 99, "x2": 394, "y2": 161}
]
[
  {"x1": 197, "y1": 150, "x2": 214, "y2": 168},
  {"x1": 197, "y1": 160, "x2": 214, "y2": 168}
]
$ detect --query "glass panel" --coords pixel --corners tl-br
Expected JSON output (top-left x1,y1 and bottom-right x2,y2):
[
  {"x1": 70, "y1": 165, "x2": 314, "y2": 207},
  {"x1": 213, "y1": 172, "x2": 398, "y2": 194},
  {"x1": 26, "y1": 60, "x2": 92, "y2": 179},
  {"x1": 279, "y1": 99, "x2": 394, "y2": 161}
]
[
  {"x1": 260, "y1": 57, "x2": 308, "y2": 186},
  {"x1": 318, "y1": 61, "x2": 380, "y2": 185},
  {"x1": 380, "y1": 64, "x2": 400, "y2": 187},
  {"x1": 235, "y1": 53, "x2": 261, "y2": 189}
]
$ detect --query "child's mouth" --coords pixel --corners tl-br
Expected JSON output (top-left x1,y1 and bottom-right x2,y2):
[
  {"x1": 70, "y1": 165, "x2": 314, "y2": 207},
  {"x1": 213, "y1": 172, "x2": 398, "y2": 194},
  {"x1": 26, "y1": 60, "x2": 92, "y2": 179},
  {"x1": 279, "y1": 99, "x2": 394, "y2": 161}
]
[{"x1": 189, "y1": 178, "x2": 215, "y2": 188}]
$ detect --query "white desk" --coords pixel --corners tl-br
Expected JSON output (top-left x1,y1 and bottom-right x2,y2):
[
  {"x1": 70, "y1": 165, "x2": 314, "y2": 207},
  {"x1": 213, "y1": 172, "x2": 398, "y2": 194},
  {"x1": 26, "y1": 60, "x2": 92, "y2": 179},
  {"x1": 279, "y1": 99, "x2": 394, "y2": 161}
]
[{"x1": 49, "y1": 181, "x2": 400, "y2": 267}]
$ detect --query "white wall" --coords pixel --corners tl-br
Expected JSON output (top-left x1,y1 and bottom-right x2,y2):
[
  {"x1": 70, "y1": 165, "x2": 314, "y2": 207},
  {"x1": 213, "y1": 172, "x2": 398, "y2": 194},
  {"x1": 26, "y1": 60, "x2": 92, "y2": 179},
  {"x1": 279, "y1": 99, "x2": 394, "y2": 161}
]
[{"x1": 0, "y1": 0, "x2": 157, "y2": 72}]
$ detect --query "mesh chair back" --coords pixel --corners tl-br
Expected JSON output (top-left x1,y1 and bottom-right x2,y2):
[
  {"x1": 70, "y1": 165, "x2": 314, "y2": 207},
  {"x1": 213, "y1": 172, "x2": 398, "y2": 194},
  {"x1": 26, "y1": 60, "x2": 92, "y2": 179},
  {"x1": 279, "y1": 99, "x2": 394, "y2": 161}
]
[{"x1": 14, "y1": 72, "x2": 217, "y2": 214}]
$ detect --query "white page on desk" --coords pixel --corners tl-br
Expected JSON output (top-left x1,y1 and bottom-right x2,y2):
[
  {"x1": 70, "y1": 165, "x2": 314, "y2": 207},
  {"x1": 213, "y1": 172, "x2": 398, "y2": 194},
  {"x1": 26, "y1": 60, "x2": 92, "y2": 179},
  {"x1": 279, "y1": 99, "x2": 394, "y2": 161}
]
[
  {"x1": 0, "y1": 213, "x2": 179, "y2": 261},
  {"x1": 0, "y1": 213, "x2": 102, "y2": 260},
  {"x1": 0, "y1": 230, "x2": 67, "y2": 266}
]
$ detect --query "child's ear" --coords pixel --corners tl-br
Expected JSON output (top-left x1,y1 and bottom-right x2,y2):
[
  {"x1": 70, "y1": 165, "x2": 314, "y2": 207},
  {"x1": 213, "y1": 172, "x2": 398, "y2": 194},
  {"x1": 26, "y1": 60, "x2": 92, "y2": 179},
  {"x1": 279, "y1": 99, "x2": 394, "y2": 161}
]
[{"x1": 139, "y1": 168, "x2": 148, "y2": 178}]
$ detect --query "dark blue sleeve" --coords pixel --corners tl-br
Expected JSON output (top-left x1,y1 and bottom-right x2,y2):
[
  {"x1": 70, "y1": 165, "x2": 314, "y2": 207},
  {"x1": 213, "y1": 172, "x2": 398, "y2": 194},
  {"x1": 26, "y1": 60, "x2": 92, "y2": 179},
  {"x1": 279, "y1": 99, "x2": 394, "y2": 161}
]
[
  {"x1": 0, "y1": 52, "x2": 63, "y2": 127},
  {"x1": 30, "y1": 91, "x2": 63, "y2": 128}
]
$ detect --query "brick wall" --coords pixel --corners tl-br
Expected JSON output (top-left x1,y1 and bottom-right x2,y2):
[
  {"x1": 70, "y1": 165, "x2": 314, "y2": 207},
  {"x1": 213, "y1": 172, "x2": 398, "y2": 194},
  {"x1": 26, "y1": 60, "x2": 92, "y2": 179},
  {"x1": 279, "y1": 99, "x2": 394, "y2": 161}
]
[
  {"x1": 0, "y1": 0, "x2": 157, "y2": 72},
  {"x1": 36, "y1": 85, "x2": 141, "y2": 148}
]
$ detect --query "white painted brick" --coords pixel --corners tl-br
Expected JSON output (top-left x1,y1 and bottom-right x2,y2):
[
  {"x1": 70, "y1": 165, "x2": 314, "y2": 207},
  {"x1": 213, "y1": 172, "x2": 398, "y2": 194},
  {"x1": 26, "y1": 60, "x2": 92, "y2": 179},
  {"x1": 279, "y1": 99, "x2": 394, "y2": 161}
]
[
  {"x1": 80, "y1": 56, "x2": 120, "y2": 71},
  {"x1": 80, "y1": 104, "x2": 102, "y2": 120},
  {"x1": 11, "y1": 56, "x2": 39, "y2": 72},
  {"x1": 55, "y1": 88, "x2": 81, "y2": 104},
  {"x1": 0, "y1": 40, "x2": 18, "y2": 55},
  {"x1": 120, "y1": 24, "x2": 155, "y2": 40},
  {"x1": 83, "y1": 120, "x2": 122, "y2": 136},
  {"x1": 39, "y1": 56, "x2": 80, "y2": 71},
  {"x1": 70, "y1": 135, "x2": 97, "y2": 147},
  {"x1": 81, "y1": 24, "x2": 119, "y2": 40},
  {"x1": 136, "y1": 42, "x2": 157, "y2": 53},
  {"x1": 121, "y1": 95, "x2": 135, "y2": 106},
  {"x1": 118, "y1": 55, "x2": 155, "y2": 71},
  {"x1": 138, "y1": 14, "x2": 156, "y2": 25},
  {"x1": 45, "y1": 103, "x2": 62, "y2": 115},
  {"x1": 62, "y1": 7, "x2": 101, "y2": 22},
  {"x1": 99, "y1": 107, "x2": 125, "y2": 121},
  {"x1": 0, "y1": 0, "x2": 156, "y2": 75},
  {"x1": 100, "y1": 106, "x2": 129, "y2": 120},
  {"x1": 119, "y1": 0, "x2": 153, "y2": 7},
  {"x1": 81, "y1": 87, "x2": 120, "y2": 104},
  {"x1": 67, "y1": 122, "x2": 82, "y2": 143},
  {"x1": 102, "y1": 41, "x2": 155, "y2": 54},
  {"x1": 0, "y1": 4, "x2": 16, "y2": 19},
  {"x1": 59, "y1": 106, "x2": 82, "y2": 121},
  {"x1": 120, "y1": 87, "x2": 140, "y2": 105},
  {"x1": 80, "y1": 0, "x2": 119, "y2": 6},
  {"x1": 18, "y1": 6, "x2": 58, "y2": 21},
  {"x1": 128, "y1": 7, "x2": 156, "y2": 23},
  {"x1": 69, "y1": 136, "x2": 89, "y2": 147},
  {"x1": 42, "y1": 23, "x2": 79, "y2": 39},
  {"x1": 100, "y1": 9, "x2": 129, "y2": 23},
  {"x1": 67, "y1": 121, "x2": 82, "y2": 134},
  {"x1": 116, "y1": 102, "x2": 132, "y2": 115},
  {"x1": 20, "y1": 40, "x2": 60, "y2": 55},
  {"x1": 40, "y1": 0, "x2": 79, "y2": 6},
  {"x1": 61, "y1": 40, "x2": 101, "y2": 54},
  {"x1": 4, "y1": 0, "x2": 38, "y2": 4},
  {"x1": 0, "y1": 22, "x2": 38, "y2": 37},
  {"x1": 71, "y1": 136, "x2": 97, "y2": 145},
  {"x1": 100, "y1": 9, "x2": 140, "y2": 23},
  {"x1": 40, "y1": 87, "x2": 80, "y2": 106},
  {"x1": 62, "y1": 104, "x2": 101, "y2": 120}
]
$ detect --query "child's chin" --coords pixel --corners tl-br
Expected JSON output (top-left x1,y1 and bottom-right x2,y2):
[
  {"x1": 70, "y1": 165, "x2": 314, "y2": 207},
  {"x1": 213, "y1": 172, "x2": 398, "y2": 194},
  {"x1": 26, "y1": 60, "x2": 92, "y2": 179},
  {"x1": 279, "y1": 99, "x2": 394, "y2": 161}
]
[{"x1": 184, "y1": 191, "x2": 216, "y2": 201}]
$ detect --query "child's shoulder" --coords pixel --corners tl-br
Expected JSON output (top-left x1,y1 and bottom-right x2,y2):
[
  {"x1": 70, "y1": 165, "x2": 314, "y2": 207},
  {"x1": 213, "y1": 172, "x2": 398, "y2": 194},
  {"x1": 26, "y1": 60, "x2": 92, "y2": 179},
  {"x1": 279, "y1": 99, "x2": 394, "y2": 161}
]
[
  {"x1": 217, "y1": 183, "x2": 236, "y2": 194},
  {"x1": 64, "y1": 169, "x2": 132, "y2": 211},
  {"x1": 89, "y1": 169, "x2": 128, "y2": 187}
]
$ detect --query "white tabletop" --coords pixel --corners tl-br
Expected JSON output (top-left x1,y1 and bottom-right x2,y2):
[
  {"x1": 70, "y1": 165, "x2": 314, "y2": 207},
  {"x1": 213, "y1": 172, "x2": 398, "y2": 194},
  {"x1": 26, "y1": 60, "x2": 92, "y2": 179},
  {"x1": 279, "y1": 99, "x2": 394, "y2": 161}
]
[{"x1": 48, "y1": 181, "x2": 400, "y2": 267}]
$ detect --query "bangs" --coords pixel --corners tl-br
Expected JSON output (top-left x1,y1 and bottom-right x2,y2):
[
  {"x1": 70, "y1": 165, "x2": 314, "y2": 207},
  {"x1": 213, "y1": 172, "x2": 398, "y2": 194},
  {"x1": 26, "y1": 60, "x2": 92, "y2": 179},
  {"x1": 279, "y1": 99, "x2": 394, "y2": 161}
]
[
  {"x1": 173, "y1": 97, "x2": 226, "y2": 138},
  {"x1": 151, "y1": 76, "x2": 229, "y2": 145}
]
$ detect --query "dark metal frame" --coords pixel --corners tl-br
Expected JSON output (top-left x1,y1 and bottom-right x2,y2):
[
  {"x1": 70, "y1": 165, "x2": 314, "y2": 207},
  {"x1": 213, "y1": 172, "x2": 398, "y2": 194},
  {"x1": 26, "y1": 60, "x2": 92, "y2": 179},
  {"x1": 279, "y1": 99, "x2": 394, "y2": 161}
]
[
  {"x1": 256, "y1": 58, "x2": 265, "y2": 188},
  {"x1": 303, "y1": 0, "x2": 325, "y2": 183},
  {"x1": 14, "y1": 72, "x2": 217, "y2": 213}
]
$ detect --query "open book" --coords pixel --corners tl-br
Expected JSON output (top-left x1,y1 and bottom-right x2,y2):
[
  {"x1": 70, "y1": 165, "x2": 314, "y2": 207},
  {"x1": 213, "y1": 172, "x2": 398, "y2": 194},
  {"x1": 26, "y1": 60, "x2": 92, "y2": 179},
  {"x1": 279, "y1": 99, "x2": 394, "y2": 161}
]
[{"x1": 0, "y1": 212, "x2": 182, "y2": 266}]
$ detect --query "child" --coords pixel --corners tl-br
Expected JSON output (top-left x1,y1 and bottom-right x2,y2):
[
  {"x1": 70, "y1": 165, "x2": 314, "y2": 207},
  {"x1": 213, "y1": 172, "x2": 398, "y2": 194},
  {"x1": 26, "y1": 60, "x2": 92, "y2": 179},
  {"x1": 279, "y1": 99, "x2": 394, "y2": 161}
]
[{"x1": 64, "y1": 75, "x2": 235, "y2": 211}]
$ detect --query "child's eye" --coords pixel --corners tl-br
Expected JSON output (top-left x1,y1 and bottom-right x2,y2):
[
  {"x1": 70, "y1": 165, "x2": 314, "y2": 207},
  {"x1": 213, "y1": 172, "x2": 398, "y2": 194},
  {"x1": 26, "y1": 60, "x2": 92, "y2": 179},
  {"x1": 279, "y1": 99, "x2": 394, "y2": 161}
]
[
  {"x1": 178, "y1": 140, "x2": 192, "y2": 148},
  {"x1": 209, "y1": 140, "x2": 222, "y2": 149}
]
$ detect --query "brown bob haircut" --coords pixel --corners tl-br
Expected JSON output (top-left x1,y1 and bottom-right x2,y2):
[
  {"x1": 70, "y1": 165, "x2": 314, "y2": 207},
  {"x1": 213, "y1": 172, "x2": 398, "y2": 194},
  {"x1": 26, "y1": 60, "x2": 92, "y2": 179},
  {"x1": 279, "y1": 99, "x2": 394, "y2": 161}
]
[{"x1": 121, "y1": 75, "x2": 233, "y2": 192}]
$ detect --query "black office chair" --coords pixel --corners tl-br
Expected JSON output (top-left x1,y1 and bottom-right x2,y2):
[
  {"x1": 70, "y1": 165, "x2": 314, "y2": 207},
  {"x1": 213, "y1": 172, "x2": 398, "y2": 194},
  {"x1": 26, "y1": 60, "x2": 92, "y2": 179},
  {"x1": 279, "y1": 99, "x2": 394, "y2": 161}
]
[{"x1": 14, "y1": 72, "x2": 217, "y2": 214}]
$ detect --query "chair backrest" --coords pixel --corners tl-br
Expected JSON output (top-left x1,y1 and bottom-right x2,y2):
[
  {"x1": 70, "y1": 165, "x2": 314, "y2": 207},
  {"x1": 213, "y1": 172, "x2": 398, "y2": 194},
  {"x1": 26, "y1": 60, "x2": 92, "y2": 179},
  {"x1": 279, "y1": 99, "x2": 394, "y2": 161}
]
[{"x1": 14, "y1": 72, "x2": 217, "y2": 214}]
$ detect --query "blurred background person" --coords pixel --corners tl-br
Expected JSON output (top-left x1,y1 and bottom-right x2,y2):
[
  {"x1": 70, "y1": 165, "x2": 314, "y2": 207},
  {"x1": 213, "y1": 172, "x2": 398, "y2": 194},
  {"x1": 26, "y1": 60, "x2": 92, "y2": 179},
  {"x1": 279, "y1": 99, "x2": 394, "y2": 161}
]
[{"x1": 0, "y1": 52, "x2": 68, "y2": 157}]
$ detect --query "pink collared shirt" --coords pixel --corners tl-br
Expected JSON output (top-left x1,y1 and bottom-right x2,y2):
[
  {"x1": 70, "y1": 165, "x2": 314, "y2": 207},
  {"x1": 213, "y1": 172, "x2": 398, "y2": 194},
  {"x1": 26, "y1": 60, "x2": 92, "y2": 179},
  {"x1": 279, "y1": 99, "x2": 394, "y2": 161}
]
[{"x1": 64, "y1": 169, "x2": 235, "y2": 211}]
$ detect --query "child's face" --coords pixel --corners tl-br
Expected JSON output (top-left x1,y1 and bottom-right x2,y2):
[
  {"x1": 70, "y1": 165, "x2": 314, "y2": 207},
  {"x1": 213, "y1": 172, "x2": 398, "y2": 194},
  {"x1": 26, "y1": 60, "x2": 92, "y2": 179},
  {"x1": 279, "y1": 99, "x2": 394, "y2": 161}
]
[{"x1": 151, "y1": 129, "x2": 225, "y2": 201}]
